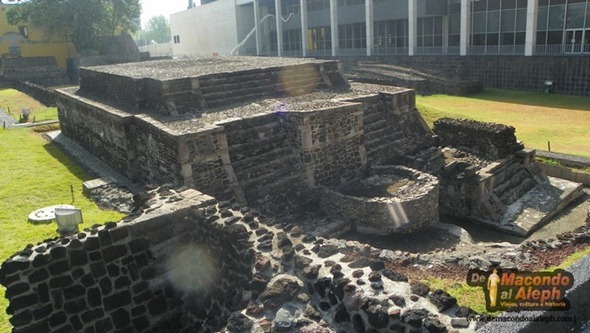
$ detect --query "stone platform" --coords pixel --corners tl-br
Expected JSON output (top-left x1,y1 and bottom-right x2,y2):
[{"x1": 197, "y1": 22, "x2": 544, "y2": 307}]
[{"x1": 491, "y1": 177, "x2": 585, "y2": 237}]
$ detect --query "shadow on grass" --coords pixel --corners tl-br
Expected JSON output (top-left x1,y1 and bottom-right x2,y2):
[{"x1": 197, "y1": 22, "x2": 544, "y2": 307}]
[
  {"x1": 42, "y1": 140, "x2": 96, "y2": 184},
  {"x1": 467, "y1": 89, "x2": 590, "y2": 111}
]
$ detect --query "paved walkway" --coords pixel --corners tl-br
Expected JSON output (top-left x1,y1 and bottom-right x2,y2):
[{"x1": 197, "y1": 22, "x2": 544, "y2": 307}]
[{"x1": 0, "y1": 108, "x2": 16, "y2": 129}]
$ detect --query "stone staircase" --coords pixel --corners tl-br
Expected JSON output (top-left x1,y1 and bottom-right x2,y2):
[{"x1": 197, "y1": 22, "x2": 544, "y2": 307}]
[
  {"x1": 224, "y1": 116, "x2": 301, "y2": 205},
  {"x1": 200, "y1": 64, "x2": 326, "y2": 110}
]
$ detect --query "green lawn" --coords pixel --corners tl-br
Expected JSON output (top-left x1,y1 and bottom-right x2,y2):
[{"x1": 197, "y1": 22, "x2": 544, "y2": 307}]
[
  {"x1": 0, "y1": 128, "x2": 125, "y2": 331},
  {"x1": 0, "y1": 88, "x2": 57, "y2": 123},
  {"x1": 416, "y1": 89, "x2": 590, "y2": 158}
]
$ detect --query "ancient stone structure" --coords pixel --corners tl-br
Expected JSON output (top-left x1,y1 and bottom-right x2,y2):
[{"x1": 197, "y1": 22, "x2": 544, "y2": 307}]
[
  {"x1": 320, "y1": 166, "x2": 439, "y2": 235},
  {"x1": 1, "y1": 56, "x2": 586, "y2": 333},
  {"x1": 56, "y1": 57, "x2": 433, "y2": 212},
  {"x1": 0, "y1": 188, "x2": 473, "y2": 333}
]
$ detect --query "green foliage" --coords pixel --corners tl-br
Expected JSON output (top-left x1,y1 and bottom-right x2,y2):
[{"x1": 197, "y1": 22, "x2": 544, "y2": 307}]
[
  {"x1": 6, "y1": 0, "x2": 141, "y2": 53},
  {"x1": 141, "y1": 15, "x2": 171, "y2": 43},
  {"x1": 422, "y1": 277, "x2": 490, "y2": 314}
]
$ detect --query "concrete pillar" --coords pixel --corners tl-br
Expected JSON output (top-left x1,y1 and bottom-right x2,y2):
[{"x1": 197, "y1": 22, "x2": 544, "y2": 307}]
[
  {"x1": 442, "y1": 15, "x2": 449, "y2": 54},
  {"x1": 365, "y1": 0, "x2": 375, "y2": 56},
  {"x1": 525, "y1": 0, "x2": 538, "y2": 56},
  {"x1": 408, "y1": 0, "x2": 417, "y2": 56},
  {"x1": 254, "y1": 0, "x2": 261, "y2": 55},
  {"x1": 460, "y1": 0, "x2": 471, "y2": 56},
  {"x1": 330, "y1": 0, "x2": 338, "y2": 57},
  {"x1": 301, "y1": 0, "x2": 308, "y2": 57},
  {"x1": 366, "y1": 0, "x2": 374, "y2": 56},
  {"x1": 275, "y1": 0, "x2": 283, "y2": 56}
]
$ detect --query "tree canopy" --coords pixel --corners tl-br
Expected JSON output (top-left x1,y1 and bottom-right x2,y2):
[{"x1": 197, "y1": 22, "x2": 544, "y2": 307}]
[
  {"x1": 6, "y1": 0, "x2": 141, "y2": 54},
  {"x1": 142, "y1": 15, "x2": 171, "y2": 44}
]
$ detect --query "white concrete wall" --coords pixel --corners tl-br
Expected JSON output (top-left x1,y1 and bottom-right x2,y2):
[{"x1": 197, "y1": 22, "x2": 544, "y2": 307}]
[
  {"x1": 139, "y1": 42, "x2": 173, "y2": 57},
  {"x1": 235, "y1": 4, "x2": 256, "y2": 55},
  {"x1": 170, "y1": 0, "x2": 238, "y2": 57}
]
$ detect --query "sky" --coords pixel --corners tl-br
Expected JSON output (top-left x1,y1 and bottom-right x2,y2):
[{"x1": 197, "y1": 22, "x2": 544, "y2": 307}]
[{"x1": 140, "y1": 0, "x2": 192, "y2": 28}]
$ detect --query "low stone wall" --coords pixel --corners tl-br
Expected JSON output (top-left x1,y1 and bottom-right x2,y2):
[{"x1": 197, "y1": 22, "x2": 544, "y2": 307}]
[
  {"x1": 8, "y1": 81, "x2": 57, "y2": 107},
  {"x1": 320, "y1": 166, "x2": 439, "y2": 235},
  {"x1": 538, "y1": 163, "x2": 590, "y2": 186},
  {"x1": 0, "y1": 187, "x2": 475, "y2": 333},
  {"x1": 1, "y1": 57, "x2": 70, "y2": 87},
  {"x1": 433, "y1": 118, "x2": 524, "y2": 160},
  {"x1": 56, "y1": 88, "x2": 134, "y2": 179}
]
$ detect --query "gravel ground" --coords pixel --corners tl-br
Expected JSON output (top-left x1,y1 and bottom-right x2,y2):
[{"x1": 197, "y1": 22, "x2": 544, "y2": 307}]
[
  {"x1": 83, "y1": 56, "x2": 337, "y2": 80},
  {"x1": 157, "y1": 82, "x2": 408, "y2": 135}
]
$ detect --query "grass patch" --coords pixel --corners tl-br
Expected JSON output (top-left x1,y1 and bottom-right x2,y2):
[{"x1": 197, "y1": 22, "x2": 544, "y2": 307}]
[
  {"x1": 416, "y1": 89, "x2": 590, "y2": 158},
  {"x1": 0, "y1": 88, "x2": 57, "y2": 122},
  {"x1": 422, "y1": 277, "x2": 489, "y2": 314},
  {"x1": 535, "y1": 156, "x2": 590, "y2": 174},
  {"x1": 0, "y1": 128, "x2": 125, "y2": 331}
]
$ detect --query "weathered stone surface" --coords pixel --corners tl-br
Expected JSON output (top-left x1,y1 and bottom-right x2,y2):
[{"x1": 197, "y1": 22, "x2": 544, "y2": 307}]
[
  {"x1": 428, "y1": 289, "x2": 457, "y2": 312},
  {"x1": 260, "y1": 276, "x2": 301, "y2": 310}
]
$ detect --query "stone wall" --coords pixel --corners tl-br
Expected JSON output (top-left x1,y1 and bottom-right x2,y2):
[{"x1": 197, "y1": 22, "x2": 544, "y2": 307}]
[
  {"x1": 1, "y1": 57, "x2": 70, "y2": 87},
  {"x1": 433, "y1": 117, "x2": 524, "y2": 160},
  {"x1": 1, "y1": 187, "x2": 471, "y2": 333},
  {"x1": 56, "y1": 88, "x2": 134, "y2": 179},
  {"x1": 320, "y1": 165, "x2": 439, "y2": 235},
  {"x1": 353, "y1": 91, "x2": 433, "y2": 166},
  {"x1": 283, "y1": 102, "x2": 365, "y2": 187},
  {"x1": 338, "y1": 55, "x2": 590, "y2": 96},
  {"x1": 78, "y1": 60, "x2": 345, "y2": 116},
  {"x1": 131, "y1": 115, "x2": 183, "y2": 186},
  {"x1": 0, "y1": 189, "x2": 257, "y2": 333}
]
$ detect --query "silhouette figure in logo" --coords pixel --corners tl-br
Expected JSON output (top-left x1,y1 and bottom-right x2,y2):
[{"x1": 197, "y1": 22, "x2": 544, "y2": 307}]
[{"x1": 487, "y1": 268, "x2": 500, "y2": 308}]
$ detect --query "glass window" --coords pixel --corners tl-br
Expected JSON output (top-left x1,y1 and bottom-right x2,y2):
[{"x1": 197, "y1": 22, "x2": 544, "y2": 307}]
[
  {"x1": 548, "y1": 5, "x2": 565, "y2": 30},
  {"x1": 536, "y1": 31, "x2": 547, "y2": 45},
  {"x1": 502, "y1": 0, "x2": 515, "y2": 10},
  {"x1": 473, "y1": 0, "x2": 487, "y2": 12},
  {"x1": 516, "y1": 0, "x2": 527, "y2": 8},
  {"x1": 472, "y1": 34, "x2": 486, "y2": 45},
  {"x1": 488, "y1": 11, "x2": 500, "y2": 32},
  {"x1": 473, "y1": 12, "x2": 487, "y2": 33},
  {"x1": 587, "y1": 4, "x2": 590, "y2": 28},
  {"x1": 449, "y1": 15, "x2": 460, "y2": 34},
  {"x1": 547, "y1": 30, "x2": 563, "y2": 44},
  {"x1": 488, "y1": 0, "x2": 501, "y2": 10},
  {"x1": 501, "y1": 32, "x2": 514, "y2": 45},
  {"x1": 566, "y1": 2, "x2": 586, "y2": 29},
  {"x1": 515, "y1": 32, "x2": 525, "y2": 44},
  {"x1": 516, "y1": 8, "x2": 527, "y2": 31},
  {"x1": 501, "y1": 9, "x2": 515, "y2": 32},
  {"x1": 537, "y1": 7, "x2": 548, "y2": 31},
  {"x1": 487, "y1": 33, "x2": 499, "y2": 45}
]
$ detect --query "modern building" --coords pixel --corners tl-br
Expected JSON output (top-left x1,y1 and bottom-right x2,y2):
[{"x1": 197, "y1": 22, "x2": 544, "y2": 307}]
[{"x1": 170, "y1": 0, "x2": 590, "y2": 58}]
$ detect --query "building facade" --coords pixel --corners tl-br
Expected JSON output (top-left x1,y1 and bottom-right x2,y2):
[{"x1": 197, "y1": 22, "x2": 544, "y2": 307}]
[
  {"x1": 0, "y1": 3, "x2": 79, "y2": 69},
  {"x1": 170, "y1": 0, "x2": 590, "y2": 58}
]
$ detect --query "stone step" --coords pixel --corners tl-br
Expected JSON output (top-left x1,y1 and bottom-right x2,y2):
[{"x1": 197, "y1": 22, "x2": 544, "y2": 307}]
[
  {"x1": 235, "y1": 154, "x2": 299, "y2": 182},
  {"x1": 363, "y1": 109, "x2": 388, "y2": 124},
  {"x1": 225, "y1": 121, "x2": 284, "y2": 146},
  {"x1": 199, "y1": 78, "x2": 272, "y2": 94},
  {"x1": 243, "y1": 174, "x2": 301, "y2": 202},
  {"x1": 239, "y1": 163, "x2": 299, "y2": 190},
  {"x1": 498, "y1": 177, "x2": 537, "y2": 206},
  {"x1": 206, "y1": 92, "x2": 270, "y2": 109},
  {"x1": 364, "y1": 139, "x2": 407, "y2": 159},
  {"x1": 231, "y1": 146, "x2": 294, "y2": 170},
  {"x1": 228, "y1": 133, "x2": 290, "y2": 157},
  {"x1": 363, "y1": 132, "x2": 405, "y2": 149},
  {"x1": 363, "y1": 118, "x2": 389, "y2": 132}
]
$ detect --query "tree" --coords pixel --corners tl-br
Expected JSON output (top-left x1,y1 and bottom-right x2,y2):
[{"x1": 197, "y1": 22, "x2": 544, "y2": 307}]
[
  {"x1": 142, "y1": 15, "x2": 171, "y2": 44},
  {"x1": 6, "y1": 0, "x2": 141, "y2": 53}
]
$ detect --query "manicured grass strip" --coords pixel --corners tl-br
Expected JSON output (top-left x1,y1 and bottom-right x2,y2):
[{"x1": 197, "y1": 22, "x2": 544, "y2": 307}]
[
  {"x1": 416, "y1": 89, "x2": 590, "y2": 158},
  {"x1": 0, "y1": 88, "x2": 58, "y2": 122},
  {"x1": 0, "y1": 128, "x2": 124, "y2": 332}
]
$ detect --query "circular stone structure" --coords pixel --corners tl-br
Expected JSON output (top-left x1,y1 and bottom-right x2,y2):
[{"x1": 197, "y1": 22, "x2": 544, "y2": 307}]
[
  {"x1": 28, "y1": 205, "x2": 75, "y2": 224},
  {"x1": 320, "y1": 166, "x2": 439, "y2": 235}
]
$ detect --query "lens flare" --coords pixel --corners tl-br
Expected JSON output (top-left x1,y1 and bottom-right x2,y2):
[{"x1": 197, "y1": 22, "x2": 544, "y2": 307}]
[
  {"x1": 165, "y1": 245, "x2": 218, "y2": 293},
  {"x1": 279, "y1": 64, "x2": 320, "y2": 97}
]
